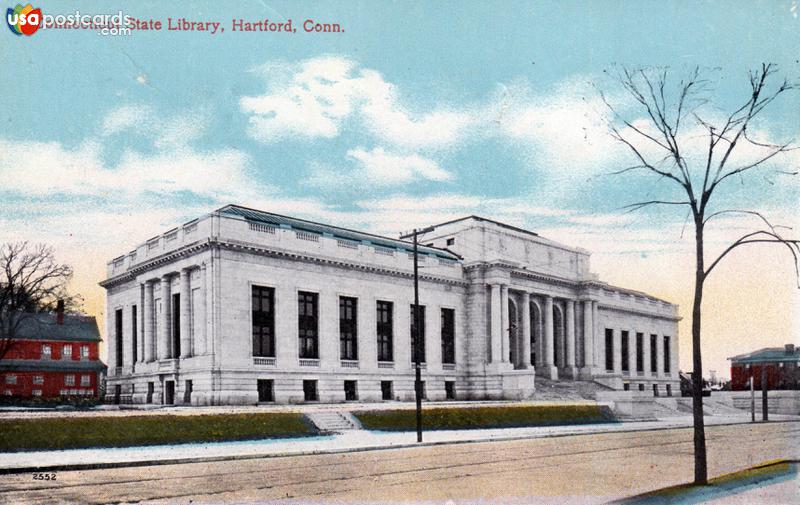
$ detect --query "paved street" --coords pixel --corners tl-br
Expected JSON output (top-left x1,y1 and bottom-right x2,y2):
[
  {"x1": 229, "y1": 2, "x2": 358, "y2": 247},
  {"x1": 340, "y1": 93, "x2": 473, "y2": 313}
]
[{"x1": 1, "y1": 421, "x2": 798, "y2": 504}]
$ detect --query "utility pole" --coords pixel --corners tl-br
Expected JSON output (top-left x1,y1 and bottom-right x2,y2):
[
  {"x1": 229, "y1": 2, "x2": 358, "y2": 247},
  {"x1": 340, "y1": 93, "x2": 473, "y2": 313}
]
[
  {"x1": 761, "y1": 363, "x2": 768, "y2": 422},
  {"x1": 411, "y1": 226, "x2": 433, "y2": 443},
  {"x1": 750, "y1": 371, "x2": 755, "y2": 423}
]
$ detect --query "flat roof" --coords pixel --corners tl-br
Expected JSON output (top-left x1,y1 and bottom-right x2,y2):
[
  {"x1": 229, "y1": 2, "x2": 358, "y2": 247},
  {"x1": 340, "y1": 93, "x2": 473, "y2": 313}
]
[{"x1": 399, "y1": 215, "x2": 540, "y2": 239}]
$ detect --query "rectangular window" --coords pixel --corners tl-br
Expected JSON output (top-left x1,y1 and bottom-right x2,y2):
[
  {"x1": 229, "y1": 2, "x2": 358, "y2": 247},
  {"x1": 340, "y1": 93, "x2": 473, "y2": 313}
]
[
  {"x1": 650, "y1": 334, "x2": 658, "y2": 373},
  {"x1": 663, "y1": 336, "x2": 671, "y2": 373},
  {"x1": 376, "y1": 301, "x2": 393, "y2": 362},
  {"x1": 605, "y1": 329, "x2": 614, "y2": 371},
  {"x1": 80, "y1": 375, "x2": 91, "y2": 386},
  {"x1": 252, "y1": 286, "x2": 276, "y2": 357},
  {"x1": 5, "y1": 374, "x2": 16, "y2": 385},
  {"x1": 410, "y1": 305, "x2": 426, "y2": 363},
  {"x1": 65, "y1": 375, "x2": 75, "y2": 386},
  {"x1": 344, "y1": 380, "x2": 358, "y2": 401},
  {"x1": 172, "y1": 293, "x2": 181, "y2": 357},
  {"x1": 446, "y1": 238, "x2": 455, "y2": 246},
  {"x1": 339, "y1": 297, "x2": 358, "y2": 360},
  {"x1": 62, "y1": 345, "x2": 72, "y2": 359},
  {"x1": 441, "y1": 308, "x2": 456, "y2": 364},
  {"x1": 445, "y1": 381, "x2": 456, "y2": 400},
  {"x1": 115, "y1": 308, "x2": 123, "y2": 366},
  {"x1": 147, "y1": 382, "x2": 154, "y2": 404},
  {"x1": 638, "y1": 383, "x2": 645, "y2": 391},
  {"x1": 32, "y1": 389, "x2": 42, "y2": 397},
  {"x1": 33, "y1": 375, "x2": 44, "y2": 385},
  {"x1": 42, "y1": 344, "x2": 52, "y2": 359},
  {"x1": 257, "y1": 379, "x2": 274, "y2": 402},
  {"x1": 381, "y1": 380, "x2": 393, "y2": 400},
  {"x1": 81, "y1": 345, "x2": 90, "y2": 358},
  {"x1": 131, "y1": 305, "x2": 138, "y2": 363},
  {"x1": 666, "y1": 384, "x2": 672, "y2": 397},
  {"x1": 303, "y1": 379, "x2": 318, "y2": 402},
  {"x1": 621, "y1": 331, "x2": 630, "y2": 372},
  {"x1": 298, "y1": 292, "x2": 319, "y2": 359},
  {"x1": 623, "y1": 383, "x2": 630, "y2": 391},
  {"x1": 636, "y1": 332, "x2": 644, "y2": 372},
  {"x1": 653, "y1": 384, "x2": 659, "y2": 397}
]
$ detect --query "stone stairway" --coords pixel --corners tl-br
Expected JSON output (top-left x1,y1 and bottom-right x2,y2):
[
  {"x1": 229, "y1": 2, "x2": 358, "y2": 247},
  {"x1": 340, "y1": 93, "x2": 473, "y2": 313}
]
[
  {"x1": 532, "y1": 377, "x2": 615, "y2": 401},
  {"x1": 306, "y1": 411, "x2": 361, "y2": 433}
]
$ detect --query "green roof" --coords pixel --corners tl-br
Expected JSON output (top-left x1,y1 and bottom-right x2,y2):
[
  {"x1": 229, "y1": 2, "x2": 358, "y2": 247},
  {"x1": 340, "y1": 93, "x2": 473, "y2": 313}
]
[
  {"x1": 13, "y1": 313, "x2": 101, "y2": 342},
  {"x1": 729, "y1": 347, "x2": 800, "y2": 364},
  {"x1": 0, "y1": 359, "x2": 106, "y2": 372},
  {"x1": 218, "y1": 205, "x2": 461, "y2": 261}
]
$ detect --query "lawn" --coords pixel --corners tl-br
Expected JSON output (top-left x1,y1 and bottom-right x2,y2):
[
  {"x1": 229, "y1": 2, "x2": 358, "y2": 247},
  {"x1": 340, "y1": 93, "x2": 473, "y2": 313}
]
[
  {"x1": 0, "y1": 412, "x2": 317, "y2": 452},
  {"x1": 355, "y1": 404, "x2": 617, "y2": 431}
]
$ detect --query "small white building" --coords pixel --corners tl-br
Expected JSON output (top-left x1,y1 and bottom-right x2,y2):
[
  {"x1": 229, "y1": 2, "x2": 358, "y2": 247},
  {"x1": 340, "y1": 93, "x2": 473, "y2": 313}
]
[{"x1": 101, "y1": 205, "x2": 680, "y2": 405}]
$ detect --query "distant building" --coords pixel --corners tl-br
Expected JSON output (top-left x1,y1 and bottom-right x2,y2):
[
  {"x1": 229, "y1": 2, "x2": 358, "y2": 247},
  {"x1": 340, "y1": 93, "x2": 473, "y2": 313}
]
[
  {"x1": 100, "y1": 205, "x2": 680, "y2": 405},
  {"x1": 729, "y1": 344, "x2": 800, "y2": 390},
  {"x1": 0, "y1": 308, "x2": 106, "y2": 399}
]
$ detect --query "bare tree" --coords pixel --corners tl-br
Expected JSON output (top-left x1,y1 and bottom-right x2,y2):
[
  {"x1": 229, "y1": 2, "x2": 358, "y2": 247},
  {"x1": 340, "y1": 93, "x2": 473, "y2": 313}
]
[
  {"x1": 600, "y1": 64, "x2": 799, "y2": 485},
  {"x1": 0, "y1": 242, "x2": 80, "y2": 361}
]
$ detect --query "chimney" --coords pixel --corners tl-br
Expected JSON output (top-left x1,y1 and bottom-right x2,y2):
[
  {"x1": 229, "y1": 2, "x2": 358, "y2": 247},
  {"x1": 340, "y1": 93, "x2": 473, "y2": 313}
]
[
  {"x1": 786, "y1": 344, "x2": 795, "y2": 355},
  {"x1": 56, "y1": 299, "x2": 65, "y2": 325}
]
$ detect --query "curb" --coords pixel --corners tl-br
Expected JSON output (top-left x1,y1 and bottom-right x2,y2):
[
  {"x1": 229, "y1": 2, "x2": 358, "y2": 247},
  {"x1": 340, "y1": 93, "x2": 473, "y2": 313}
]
[{"x1": 0, "y1": 418, "x2": 797, "y2": 475}]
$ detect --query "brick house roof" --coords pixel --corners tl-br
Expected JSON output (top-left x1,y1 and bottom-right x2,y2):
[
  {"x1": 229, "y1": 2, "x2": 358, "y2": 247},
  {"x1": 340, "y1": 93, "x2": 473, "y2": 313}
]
[
  {"x1": 729, "y1": 345, "x2": 800, "y2": 364},
  {"x1": 13, "y1": 313, "x2": 101, "y2": 342}
]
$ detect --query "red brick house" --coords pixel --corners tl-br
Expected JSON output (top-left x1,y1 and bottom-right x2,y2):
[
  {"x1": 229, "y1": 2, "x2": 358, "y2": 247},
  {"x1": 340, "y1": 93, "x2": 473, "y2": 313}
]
[
  {"x1": 729, "y1": 344, "x2": 800, "y2": 391},
  {"x1": 0, "y1": 310, "x2": 106, "y2": 399}
]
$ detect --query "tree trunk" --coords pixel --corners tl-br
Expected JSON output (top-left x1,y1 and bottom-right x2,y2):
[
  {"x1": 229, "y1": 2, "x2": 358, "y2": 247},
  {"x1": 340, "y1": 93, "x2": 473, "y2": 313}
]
[{"x1": 692, "y1": 218, "x2": 708, "y2": 485}]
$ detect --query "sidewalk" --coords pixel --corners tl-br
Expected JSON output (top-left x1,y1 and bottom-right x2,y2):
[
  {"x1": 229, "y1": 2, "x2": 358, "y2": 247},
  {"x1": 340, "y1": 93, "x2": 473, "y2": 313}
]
[{"x1": 2, "y1": 413, "x2": 798, "y2": 474}]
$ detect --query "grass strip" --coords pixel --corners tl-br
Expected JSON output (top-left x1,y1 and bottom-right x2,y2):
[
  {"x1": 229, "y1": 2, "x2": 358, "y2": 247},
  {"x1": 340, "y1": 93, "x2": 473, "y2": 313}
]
[
  {"x1": 355, "y1": 404, "x2": 617, "y2": 431},
  {"x1": 0, "y1": 413, "x2": 317, "y2": 452}
]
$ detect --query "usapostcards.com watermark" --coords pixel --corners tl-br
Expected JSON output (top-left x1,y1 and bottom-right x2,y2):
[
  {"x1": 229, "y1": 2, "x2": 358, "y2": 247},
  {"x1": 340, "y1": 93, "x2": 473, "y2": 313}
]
[{"x1": 7, "y1": 6, "x2": 133, "y2": 37}]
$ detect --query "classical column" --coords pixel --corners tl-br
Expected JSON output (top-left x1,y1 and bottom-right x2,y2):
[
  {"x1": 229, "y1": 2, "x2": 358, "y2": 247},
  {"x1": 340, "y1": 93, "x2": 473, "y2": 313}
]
[
  {"x1": 159, "y1": 275, "x2": 172, "y2": 360},
  {"x1": 500, "y1": 285, "x2": 510, "y2": 363},
  {"x1": 180, "y1": 268, "x2": 192, "y2": 358},
  {"x1": 490, "y1": 284, "x2": 502, "y2": 364},
  {"x1": 643, "y1": 332, "x2": 652, "y2": 378},
  {"x1": 655, "y1": 333, "x2": 664, "y2": 377},
  {"x1": 521, "y1": 292, "x2": 531, "y2": 369},
  {"x1": 582, "y1": 300, "x2": 594, "y2": 372},
  {"x1": 613, "y1": 328, "x2": 622, "y2": 374},
  {"x1": 565, "y1": 300, "x2": 576, "y2": 372},
  {"x1": 543, "y1": 296, "x2": 556, "y2": 379},
  {"x1": 143, "y1": 281, "x2": 155, "y2": 362},
  {"x1": 197, "y1": 263, "x2": 207, "y2": 355}
]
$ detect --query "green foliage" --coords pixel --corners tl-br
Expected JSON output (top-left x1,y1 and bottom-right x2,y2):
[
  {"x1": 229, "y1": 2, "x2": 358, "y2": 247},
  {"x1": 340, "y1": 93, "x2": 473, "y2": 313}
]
[
  {"x1": 355, "y1": 405, "x2": 617, "y2": 431},
  {"x1": 0, "y1": 412, "x2": 317, "y2": 452}
]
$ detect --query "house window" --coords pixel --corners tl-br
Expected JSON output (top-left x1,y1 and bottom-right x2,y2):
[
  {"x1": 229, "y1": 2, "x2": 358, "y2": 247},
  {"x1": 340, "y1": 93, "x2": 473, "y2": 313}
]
[
  {"x1": 303, "y1": 380, "x2": 318, "y2": 402},
  {"x1": 410, "y1": 305, "x2": 426, "y2": 363},
  {"x1": 663, "y1": 336, "x2": 671, "y2": 373},
  {"x1": 650, "y1": 334, "x2": 658, "y2": 373},
  {"x1": 5, "y1": 374, "x2": 16, "y2": 385},
  {"x1": 653, "y1": 384, "x2": 659, "y2": 397},
  {"x1": 339, "y1": 297, "x2": 358, "y2": 360},
  {"x1": 115, "y1": 308, "x2": 123, "y2": 366},
  {"x1": 376, "y1": 301, "x2": 393, "y2": 362},
  {"x1": 147, "y1": 382, "x2": 154, "y2": 404},
  {"x1": 32, "y1": 389, "x2": 42, "y2": 396},
  {"x1": 257, "y1": 379, "x2": 274, "y2": 402},
  {"x1": 638, "y1": 383, "x2": 645, "y2": 391},
  {"x1": 252, "y1": 286, "x2": 276, "y2": 357},
  {"x1": 623, "y1": 383, "x2": 630, "y2": 391},
  {"x1": 64, "y1": 375, "x2": 75, "y2": 386},
  {"x1": 131, "y1": 305, "x2": 138, "y2": 364},
  {"x1": 81, "y1": 375, "x2": 91, "y2": 387},
  {"x1": 666, "y1": 384, "x2": 672, "y2": 397},
  {"x1": 81, "y1": 345, "x2": 90, "y2": 359},
  {"x1": 62, "y1": 345, "x2": 72, "y2": 359},
  {"x1": 172, "y1": 293, "x2": 181, "y2": 357},
  {"x1": 605, "y1": 329, "x2": 614, "y2": 371},
  {"x1": 381, "y1": 380, "x2": 393, "y2": 400},
  {"x1": 344, "y1": 380, "x2": 358, "y2": 401},
  {"x1": 445, "y1": 381, "x2": 456, "y2": 400},
  {"x1": 298, "y1": 292, "x2": 319, "y2": 359},
  {"x1": 33, "y1": 375, "x2": 44, "y2": 385},
  {"x1": 42, "y1": 344, "x2": 52, "y2": 360},
  {"x1": 636, "y1": 333, "x2": 644, "y2": 372},
  {"x1": 621, "y1": 331, "x2": 630, "y2": 372},
  {"x1": 441, "y1": 308, "x2": 456, "y2": 364}
]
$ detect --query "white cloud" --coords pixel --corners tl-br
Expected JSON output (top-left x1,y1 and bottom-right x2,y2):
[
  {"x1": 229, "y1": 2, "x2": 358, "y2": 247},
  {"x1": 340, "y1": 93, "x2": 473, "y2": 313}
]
[
  {"x1": 240, "y1": 56, "x2": 474, "y2": 148},
  {"x1": 101, "y1": 105, "x2": 152, "y2": 135},
  {"x1": 347, "y1": 147, "x2": 453, "y2": 185}
]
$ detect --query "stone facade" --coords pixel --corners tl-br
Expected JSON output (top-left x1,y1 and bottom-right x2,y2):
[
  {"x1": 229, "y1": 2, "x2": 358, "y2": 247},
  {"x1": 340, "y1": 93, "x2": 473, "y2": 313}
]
[{"x1": 101, "y1": 206, "x2": 680, "y2": 405}]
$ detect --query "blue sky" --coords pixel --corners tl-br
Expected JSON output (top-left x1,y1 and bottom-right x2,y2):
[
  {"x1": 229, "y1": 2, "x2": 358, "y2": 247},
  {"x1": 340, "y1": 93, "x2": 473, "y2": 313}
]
[{"x1": 1, "y1": 0, "x2": 798, "y2": 376}]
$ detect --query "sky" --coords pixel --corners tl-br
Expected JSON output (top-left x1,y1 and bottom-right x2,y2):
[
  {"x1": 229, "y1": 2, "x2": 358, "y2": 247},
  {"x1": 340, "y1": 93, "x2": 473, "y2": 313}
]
[{"x1": 1, "y1": 0, "x2": 798, "y2": 379}]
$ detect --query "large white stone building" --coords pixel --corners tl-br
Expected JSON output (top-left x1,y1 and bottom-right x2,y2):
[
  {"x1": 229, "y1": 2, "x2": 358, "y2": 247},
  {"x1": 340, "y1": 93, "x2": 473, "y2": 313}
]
[{"x1": 101, "y1": 205, "x2": 680, "y2": 405}]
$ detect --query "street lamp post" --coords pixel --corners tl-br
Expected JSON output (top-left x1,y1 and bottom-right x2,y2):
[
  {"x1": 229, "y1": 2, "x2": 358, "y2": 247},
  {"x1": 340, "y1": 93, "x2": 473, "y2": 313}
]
[{"x1": 411, "y1": 226, "x2": 433, "y2": 443}]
